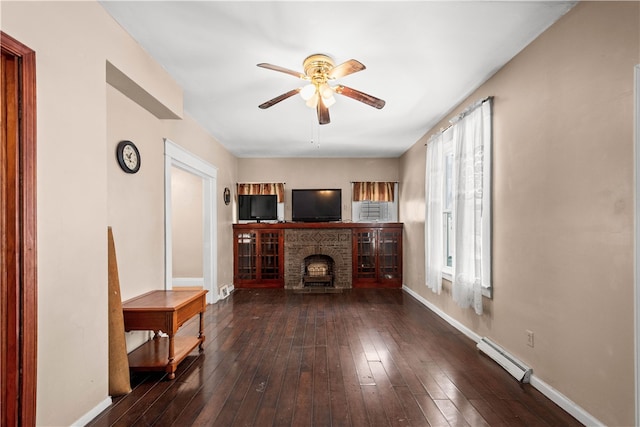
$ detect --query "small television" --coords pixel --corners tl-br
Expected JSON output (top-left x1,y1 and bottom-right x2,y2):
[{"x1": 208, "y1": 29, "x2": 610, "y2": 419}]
[
  {"x1": 238, "y1": 194, "x2": 278, "y2": 222},
  {"x1": 291, "y1": 189, "x2": 342, "y2": 222}
]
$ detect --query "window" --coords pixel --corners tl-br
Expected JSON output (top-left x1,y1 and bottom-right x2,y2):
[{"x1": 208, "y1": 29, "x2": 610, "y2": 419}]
[
  {"x1": 352, "y1": 182, "x2": 398, "y2": 222},
  {"x1": 425, "y1": 97, "x2": 492, "y2": 314}
]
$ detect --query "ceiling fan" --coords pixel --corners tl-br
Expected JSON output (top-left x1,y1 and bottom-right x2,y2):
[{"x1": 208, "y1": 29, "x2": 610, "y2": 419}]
[{"x1": 257, "y1": 54, "x2": 385, "y2": 125}]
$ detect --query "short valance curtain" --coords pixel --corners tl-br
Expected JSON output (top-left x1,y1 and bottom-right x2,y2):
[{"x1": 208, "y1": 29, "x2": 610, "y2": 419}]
[
  {"x1": 237, "y1": 183, "x2": 285, "y2": 203},
  {"x1": 352, "y1": 181, "x2": 395, "y2": 202}
]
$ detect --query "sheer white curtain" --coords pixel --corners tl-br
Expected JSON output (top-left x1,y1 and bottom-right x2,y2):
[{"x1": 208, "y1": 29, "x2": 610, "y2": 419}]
[
  {"x1": 425, "y1": 134, "x2": 443, "y2": 294},
  {"x1": 451, "y1": 100, "x2": 492, "y2": 315}
]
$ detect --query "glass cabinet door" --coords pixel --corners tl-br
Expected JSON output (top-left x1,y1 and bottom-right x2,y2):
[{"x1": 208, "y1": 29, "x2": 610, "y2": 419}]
[
  {"x1": 378, "y1": 229, "x2": 401, "y2": 281},
  {"x1": 259, "y1": 231, "x2": 281, "y2": 280},
  {"x1": 354, "y1": 230, "x2": 377, "y2": 280},
  {"x1": 353, "y1": 226, "x2": 403, "y2": 287},
  {"x1": 234, "y1": 228, "x2": 284, "y2": 287},
  {"x1": 236, "y1": 232, "x2": 257, "y2": 280}
]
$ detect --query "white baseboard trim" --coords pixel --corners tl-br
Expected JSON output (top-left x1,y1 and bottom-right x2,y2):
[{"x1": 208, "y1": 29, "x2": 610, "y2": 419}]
[
  {"x1": 529, "y1": 375, "x2": 604, "y2": 427},
  {"x1": 402, "y1": 285, "x2": 481, "y2": 343},
  {"x1": 402, "y1": 284, "x2": 603, "y2": 427},
  {"x1": 71, "y1": 396, "x2": 112, "y2": 426}
]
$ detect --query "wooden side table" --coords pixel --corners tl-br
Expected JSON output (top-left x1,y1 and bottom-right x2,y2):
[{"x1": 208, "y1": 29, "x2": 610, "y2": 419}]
[{"x1": 122, "y1": 289, "x2": 207, "y2": 380}]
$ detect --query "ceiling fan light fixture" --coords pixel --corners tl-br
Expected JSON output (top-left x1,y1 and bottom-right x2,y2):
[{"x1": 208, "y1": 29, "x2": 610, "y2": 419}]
[
  {"x1": 322, "y1": 94, "x2": 336, "y2": 108},
  {"x1": 300, "y1": 84, "x2": 316, "y2": 101},
  {"x1": 319, "y1": 83, "x2": 336, "y2": 107},
  {"x1": 323, "y1": 97, "x2": 336, "y2": 108},
  {"x1": 319, "y1": 83, "x2": 333, "y2": 98},
  {"x1": 305, "y1": 92, "x2": 319, "y2": 108}
]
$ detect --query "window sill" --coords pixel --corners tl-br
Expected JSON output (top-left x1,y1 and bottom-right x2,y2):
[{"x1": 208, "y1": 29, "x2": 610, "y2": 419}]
[{"x1": 441, "y1": 268, "x2": 492, "y2": 299}]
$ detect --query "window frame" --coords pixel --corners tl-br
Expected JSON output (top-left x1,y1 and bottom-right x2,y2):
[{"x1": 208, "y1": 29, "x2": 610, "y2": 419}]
[{"x1": 442, "y1": 131, "x2": 454, "y2": 281}]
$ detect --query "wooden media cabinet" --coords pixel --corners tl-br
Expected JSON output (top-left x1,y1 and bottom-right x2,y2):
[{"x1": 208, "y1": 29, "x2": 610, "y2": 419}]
[{"x1": 233, "y1": 222, "x2": 403, "y2": 289}]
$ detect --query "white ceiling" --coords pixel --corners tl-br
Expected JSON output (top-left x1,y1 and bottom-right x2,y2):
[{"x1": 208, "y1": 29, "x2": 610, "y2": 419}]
[{"x1": 99, "y1": 1, "x2": 575, "y2": 158}]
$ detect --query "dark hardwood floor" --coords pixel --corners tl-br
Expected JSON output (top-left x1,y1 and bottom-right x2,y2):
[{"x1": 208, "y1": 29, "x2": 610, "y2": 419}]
[{"x1": 88, "y1": 289, "x2": 582, "y2": 426}]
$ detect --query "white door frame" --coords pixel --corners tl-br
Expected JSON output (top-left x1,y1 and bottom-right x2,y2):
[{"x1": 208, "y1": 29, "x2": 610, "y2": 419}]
[
  {"x1": 164, "y1": 138, "x2": 218, "y2": 304},
  {"x1": 634, "y1": 64, "x2": 639, "y2": 427}
]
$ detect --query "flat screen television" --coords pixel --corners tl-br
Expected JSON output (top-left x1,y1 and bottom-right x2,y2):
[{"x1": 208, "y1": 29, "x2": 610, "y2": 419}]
[
  {"x1": 291, "y1": 189, "x2": 342, "y2": 222},
  {"x1": 238, "y1": 194, "x2": 278, "y2": 222}
]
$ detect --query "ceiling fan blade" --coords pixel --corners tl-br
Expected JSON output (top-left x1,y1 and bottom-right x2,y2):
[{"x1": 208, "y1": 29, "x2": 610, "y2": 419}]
[
  {"x1": 317, "y1": 97, "x2": 330, "y2": 125},
  {"x1": 328, "y1": 59, "x2": 366, "y2": 79},
  {"x1": 258, "y1": 88, "x2": 301, "y2": 109},
  {"x1": 257, "y1": 63, "x2": 306, "y2": 79},
  {"x1": 335, "y1": 85, "x2": 386, "y2": 109}
]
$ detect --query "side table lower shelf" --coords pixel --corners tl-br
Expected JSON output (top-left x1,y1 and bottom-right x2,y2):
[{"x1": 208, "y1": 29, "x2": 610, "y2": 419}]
[{"x1": 128, "y1": 336, "x2": 202, "y2": 374}]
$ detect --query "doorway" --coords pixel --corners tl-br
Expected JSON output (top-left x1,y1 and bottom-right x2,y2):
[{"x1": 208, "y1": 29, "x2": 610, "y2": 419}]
[
  {"x1": 171, "y1": 166, "x2": 205, "y2": 288},
  {"x1": 1, "y1": 32, "x2": 37, "y2": 426},
  {"x1": 164, "y1": 139, "x2": 218, "y2": 304}
]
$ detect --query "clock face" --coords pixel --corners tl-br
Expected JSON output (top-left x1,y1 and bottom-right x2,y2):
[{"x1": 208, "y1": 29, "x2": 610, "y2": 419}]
[
  {"x1": 123, "y1": 145, "x2": 138, "y2": 169},
  {"x1": 116, "y1": 140, "x2": 141, "y2": 173}
]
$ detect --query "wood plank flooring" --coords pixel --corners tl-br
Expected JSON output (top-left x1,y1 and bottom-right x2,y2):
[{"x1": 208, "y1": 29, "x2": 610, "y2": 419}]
[{"x1": 88, "y1": 289, "x2": 582, "y2": 426}]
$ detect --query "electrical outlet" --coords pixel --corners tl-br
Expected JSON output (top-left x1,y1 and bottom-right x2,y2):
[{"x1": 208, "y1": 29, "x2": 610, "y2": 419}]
[{"x1": 526, "y1": 330, "x2": 535, "y2": 348}]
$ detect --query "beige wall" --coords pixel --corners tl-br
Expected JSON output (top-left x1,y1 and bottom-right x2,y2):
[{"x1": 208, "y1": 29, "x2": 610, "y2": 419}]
[
  {"x1": 400, "y1": 2, "x2": 638, "y2": 425},
  {"x1": 2, "y1": 2, "x2": 237, "y2": 425},
  {"x1": 107, "y1": 85, "x2": 166, "y2": 301},
  {"x1": 171, "y1": 166, "x2": 204, "y2": 278},
  {"x1": 107, "y1": 84, "x2": 169, "y2": 353},
  {"x1": 237, "y1": 157, "x2": 399, "y2": 221}
]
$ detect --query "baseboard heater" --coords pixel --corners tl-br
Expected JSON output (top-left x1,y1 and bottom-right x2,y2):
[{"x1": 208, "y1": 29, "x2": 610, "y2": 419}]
[{"x1": 477, "y1": 337, "x2": 532, "y2": 383}]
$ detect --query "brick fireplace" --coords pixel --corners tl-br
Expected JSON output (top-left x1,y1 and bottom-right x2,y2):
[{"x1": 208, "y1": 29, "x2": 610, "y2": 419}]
[{"x1": 284, "y1": 228, "x2": 352, "y2": 289}]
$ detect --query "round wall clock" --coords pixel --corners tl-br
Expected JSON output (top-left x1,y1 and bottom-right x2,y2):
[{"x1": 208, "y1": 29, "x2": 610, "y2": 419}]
[{"x1": 116, "y1": 140, "x2": 141, "y2": 174}]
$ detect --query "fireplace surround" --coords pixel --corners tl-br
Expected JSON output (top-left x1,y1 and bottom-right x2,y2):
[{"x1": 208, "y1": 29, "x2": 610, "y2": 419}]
[{"x1": 284, "y1": 228, "x2": 352, "y2": 289}]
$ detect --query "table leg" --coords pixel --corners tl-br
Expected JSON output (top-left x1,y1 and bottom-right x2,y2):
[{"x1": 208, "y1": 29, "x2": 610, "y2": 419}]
[
  {"x1": 198, "y1": 311, "x2": 206, "y2": 351},
  {"x1": 167, "y1": 334, "x2": 175, "y2": 380}
]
